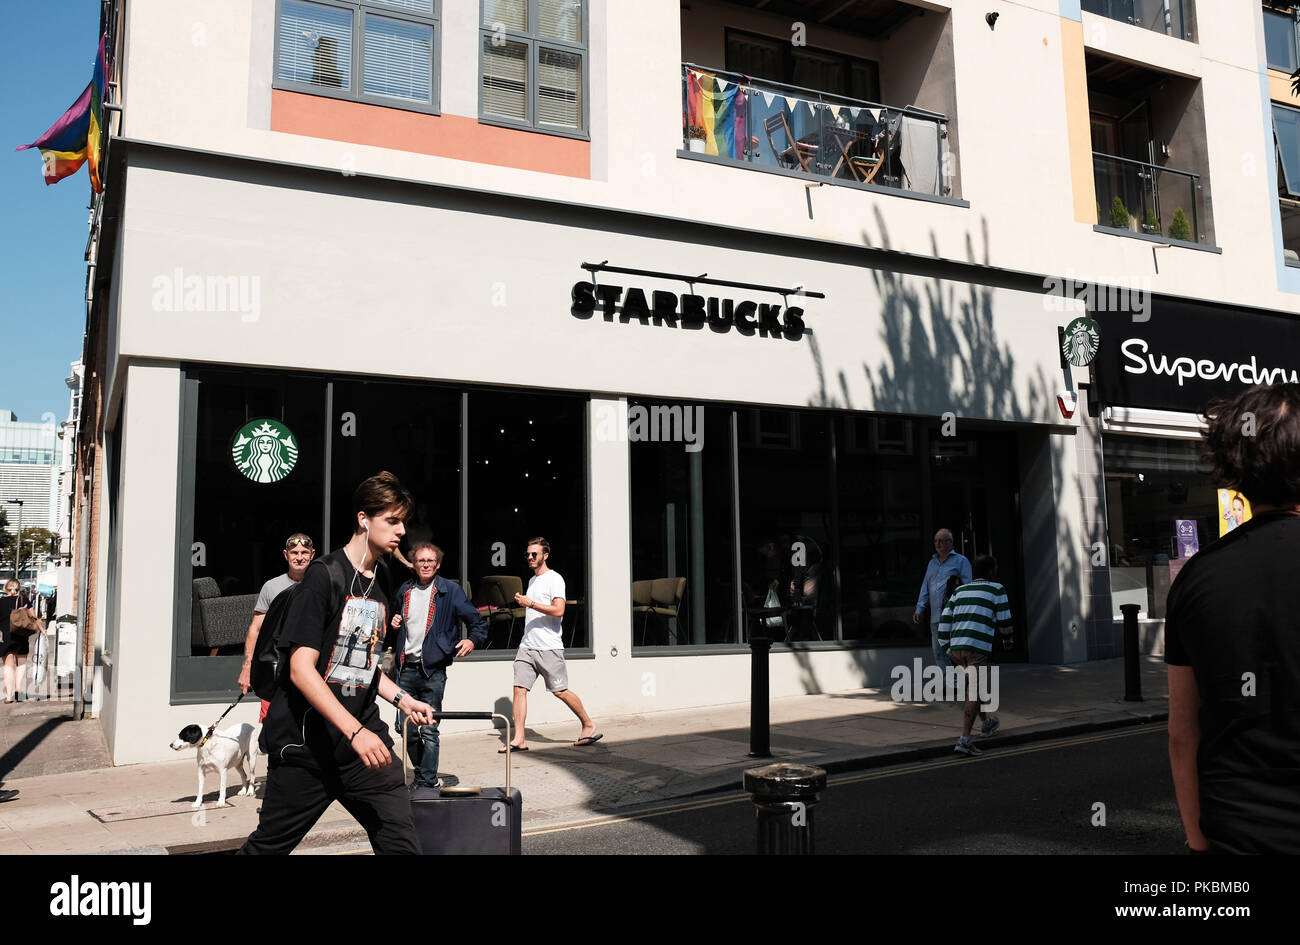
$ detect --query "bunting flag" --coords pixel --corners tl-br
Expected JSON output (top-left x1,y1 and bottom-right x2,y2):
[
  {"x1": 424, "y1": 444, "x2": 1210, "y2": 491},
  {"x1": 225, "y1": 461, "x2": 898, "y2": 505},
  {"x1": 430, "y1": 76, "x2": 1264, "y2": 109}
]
[
  {"x1": 16, "y1": 36, "x2": 110, "y2": 193},
  {"x1": 686, "y1": 69, "x2": 747, "y2": 160}
]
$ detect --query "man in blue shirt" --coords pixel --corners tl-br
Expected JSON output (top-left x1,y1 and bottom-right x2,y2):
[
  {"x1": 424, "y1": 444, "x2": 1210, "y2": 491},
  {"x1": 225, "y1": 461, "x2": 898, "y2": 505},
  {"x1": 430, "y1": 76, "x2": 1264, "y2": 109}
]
[{"x1": 912, "y1": 529, "x2": 971, "y2": 668}]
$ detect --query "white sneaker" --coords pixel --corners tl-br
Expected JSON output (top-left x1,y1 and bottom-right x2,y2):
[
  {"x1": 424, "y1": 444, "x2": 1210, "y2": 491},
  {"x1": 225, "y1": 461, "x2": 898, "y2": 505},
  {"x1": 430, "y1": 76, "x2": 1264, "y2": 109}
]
[
  {"x1": 954, "y1": 737, "x2": 982, "y2": 756},
  {"x1": 981, "y1": 715, "x2": 1000, "y2": 737}
]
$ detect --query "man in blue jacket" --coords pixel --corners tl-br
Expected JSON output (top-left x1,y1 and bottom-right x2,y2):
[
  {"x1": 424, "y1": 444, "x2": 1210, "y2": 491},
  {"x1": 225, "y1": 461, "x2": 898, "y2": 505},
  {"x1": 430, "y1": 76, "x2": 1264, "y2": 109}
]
[{"x1": 389, "y1": 542, "x2": 488, "y2": 789}]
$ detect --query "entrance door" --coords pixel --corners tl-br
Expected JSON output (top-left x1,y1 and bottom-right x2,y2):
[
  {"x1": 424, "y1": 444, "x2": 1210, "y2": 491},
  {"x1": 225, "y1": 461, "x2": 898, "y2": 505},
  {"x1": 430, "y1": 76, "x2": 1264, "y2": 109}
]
[{"x1": 927, "y1": 430, "x2": 1028, "y2": 662}]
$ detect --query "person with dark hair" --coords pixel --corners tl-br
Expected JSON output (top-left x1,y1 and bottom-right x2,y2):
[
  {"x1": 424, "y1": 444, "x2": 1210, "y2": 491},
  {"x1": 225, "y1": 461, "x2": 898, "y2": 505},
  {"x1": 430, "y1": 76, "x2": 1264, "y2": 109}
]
[
  {"x1": 1167, "y1": 384, "x2": 1300, "y2": 854},
  {"x1": 241, "y1": 472, "x2": 434, "y2": 855},
  {"x1": 388, "y1": 541, "x2": 488, "y2": 788},
  {"x1": 1, "y1": 579, "x2": 35, "y2": 703},
  {"x1": 938, "y1": 554, "x2": 1013, "y2": 756},
  {"x1": 505, "y1": 537, "x2": 601, "y2": 751}
]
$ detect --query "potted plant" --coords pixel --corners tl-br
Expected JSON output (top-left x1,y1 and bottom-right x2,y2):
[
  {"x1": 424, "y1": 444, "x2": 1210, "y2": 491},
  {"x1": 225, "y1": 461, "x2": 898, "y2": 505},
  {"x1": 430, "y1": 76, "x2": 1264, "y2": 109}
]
[
  {"x1": 686, "y1": 125, "x2": 708, "y2": 153},
  {"x1": 1142, "y1": 209, "x2": 1162, "y2": 235},
  {"x1": 1169, "y1": 207, "x2": 1193, "y2": 242},
  {"x1": 1108, "y1": 196, "x2": 1131, "y2": 230}
]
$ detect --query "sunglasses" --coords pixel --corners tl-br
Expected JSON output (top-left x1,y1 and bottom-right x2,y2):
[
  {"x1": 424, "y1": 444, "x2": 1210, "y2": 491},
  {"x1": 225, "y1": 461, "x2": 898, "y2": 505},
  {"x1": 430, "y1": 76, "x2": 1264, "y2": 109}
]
[
  {"x1": 285, "y1": 536, "x2": 314, "y2": 550},
  {"x1": 526, "y1": 552, "x2": 541, "y2": 559}
]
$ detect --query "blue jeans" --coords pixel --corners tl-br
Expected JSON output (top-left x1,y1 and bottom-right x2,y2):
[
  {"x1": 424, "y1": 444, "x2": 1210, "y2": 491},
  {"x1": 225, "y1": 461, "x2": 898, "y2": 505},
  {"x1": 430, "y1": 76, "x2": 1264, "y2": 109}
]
[
  {"x1": 930, "y1": 623, "x2": 950, "y2": 668},
  {"x1": 397, "y1": 662, "x2": 446, "y2": 788}
]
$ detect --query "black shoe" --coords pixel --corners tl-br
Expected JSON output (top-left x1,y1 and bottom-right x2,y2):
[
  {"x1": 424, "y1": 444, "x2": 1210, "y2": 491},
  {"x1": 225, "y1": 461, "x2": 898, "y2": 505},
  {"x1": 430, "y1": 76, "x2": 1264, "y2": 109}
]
[{"x1": 0, "y1": 789, "x2": 19, "y2": 802}]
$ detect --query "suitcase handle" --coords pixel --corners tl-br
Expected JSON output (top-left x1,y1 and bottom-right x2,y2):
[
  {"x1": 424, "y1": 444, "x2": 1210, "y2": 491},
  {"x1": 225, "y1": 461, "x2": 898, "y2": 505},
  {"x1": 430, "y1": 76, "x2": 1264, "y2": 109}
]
[{"x1": 400, "y1": 712, "x2": 512, "y2": 795}]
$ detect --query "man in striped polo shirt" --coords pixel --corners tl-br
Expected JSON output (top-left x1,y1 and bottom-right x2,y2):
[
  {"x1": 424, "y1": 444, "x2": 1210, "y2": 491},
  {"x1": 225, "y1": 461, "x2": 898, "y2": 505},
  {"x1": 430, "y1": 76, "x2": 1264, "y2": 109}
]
[{"x1": 938, "y1": 554, "x2": 1013, "y2": 757}]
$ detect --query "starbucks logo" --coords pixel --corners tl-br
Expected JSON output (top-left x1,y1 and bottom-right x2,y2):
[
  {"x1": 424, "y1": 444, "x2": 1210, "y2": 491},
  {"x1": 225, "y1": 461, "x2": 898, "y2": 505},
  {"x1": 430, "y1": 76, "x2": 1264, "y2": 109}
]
[
  {"x1": 231, "y1": 419, "x2": 299, "y2": 483},
  {"x1": 1062, "y1": 316, "x2": 1101, "y2": 367}
]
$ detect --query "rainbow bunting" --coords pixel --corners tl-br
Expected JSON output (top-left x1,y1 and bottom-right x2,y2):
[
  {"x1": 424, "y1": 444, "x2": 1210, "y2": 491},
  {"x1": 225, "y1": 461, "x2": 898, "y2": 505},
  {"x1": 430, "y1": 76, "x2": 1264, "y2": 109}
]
[
  {"x1": 686, "y1": 70, "x2": 747, "y2": 160},
  {"x1": 16, "y1": 36, "x2": 110, "y2": 193}
]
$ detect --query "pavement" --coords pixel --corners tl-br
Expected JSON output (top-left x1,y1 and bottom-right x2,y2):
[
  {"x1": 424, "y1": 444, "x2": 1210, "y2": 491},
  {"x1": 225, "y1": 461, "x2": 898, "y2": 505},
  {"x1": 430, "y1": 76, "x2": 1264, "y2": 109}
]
[{"x1": 0, "y1": 656, "x2": 1169, "y2": 854}]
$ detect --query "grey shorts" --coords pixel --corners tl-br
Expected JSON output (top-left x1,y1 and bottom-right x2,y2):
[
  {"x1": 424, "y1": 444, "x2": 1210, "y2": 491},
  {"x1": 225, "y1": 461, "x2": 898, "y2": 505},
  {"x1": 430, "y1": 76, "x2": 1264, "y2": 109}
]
[{"x1": 513, "y1": 648, "x2": 568, "y2": 692}]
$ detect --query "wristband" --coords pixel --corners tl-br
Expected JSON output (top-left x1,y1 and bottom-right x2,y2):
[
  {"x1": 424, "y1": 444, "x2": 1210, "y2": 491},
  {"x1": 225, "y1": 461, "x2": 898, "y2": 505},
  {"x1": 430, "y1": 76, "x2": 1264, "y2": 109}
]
[{"x1": 349, "y1": 725, "x2": 364, "y2": 744}]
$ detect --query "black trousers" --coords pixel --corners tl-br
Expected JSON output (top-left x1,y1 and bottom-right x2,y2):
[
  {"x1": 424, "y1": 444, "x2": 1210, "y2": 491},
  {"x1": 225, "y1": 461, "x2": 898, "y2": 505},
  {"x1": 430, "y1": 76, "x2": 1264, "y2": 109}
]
[{"x1": 238, "y1": 756, "x2": 419, "y2": 855}]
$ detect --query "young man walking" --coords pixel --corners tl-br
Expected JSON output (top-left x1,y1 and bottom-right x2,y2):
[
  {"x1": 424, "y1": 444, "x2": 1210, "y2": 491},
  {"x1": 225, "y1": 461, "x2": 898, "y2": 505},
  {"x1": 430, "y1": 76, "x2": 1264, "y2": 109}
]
[
  {"x1": 240, "y1": 472, "x2": 434, "y2": 855},
  {"x1": 238, "y1": 532, "x2": 316, "y2": 722},
  {"x1": 388, "y1": 541, "x2": 488, "y2": 788},
  {"x1": 938, "y1": 554, "x2": 1012, "y2": 757},
  {"x1": 505, "y1": 537, "x2": 601, "y2": 752},
  {"x1": 1167, "y1": 384, "x2": 1300, "y2": 854}
]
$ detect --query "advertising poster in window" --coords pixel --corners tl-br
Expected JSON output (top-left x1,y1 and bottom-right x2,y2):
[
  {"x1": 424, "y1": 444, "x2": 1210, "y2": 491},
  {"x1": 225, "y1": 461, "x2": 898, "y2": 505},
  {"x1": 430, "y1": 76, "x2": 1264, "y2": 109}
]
[{"x1": 1217, "y1": 489, "x2": 1253, "y2": 537}]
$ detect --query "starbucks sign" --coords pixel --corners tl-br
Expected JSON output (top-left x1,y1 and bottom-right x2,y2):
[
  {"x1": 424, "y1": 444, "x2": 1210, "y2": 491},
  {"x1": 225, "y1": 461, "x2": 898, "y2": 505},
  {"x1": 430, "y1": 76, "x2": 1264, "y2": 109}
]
[
  {"x1": 1061, "y1": 316, "x2": 1100, "y2": 367},
  {"x1": 231, "y1": 419, "x2": 299, "y2": 483}
]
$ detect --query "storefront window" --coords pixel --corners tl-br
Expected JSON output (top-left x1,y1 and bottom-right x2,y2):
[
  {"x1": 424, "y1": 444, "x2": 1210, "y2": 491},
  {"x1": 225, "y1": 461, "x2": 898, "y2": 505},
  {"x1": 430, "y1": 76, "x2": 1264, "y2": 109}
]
[
  {"x1": 738, "y1": 409, "x2": 835, "y2": 643},
  {"x1": 330, "y1": 379, "x2": 461, "y2": 581},
  {"x1": 188, "y1": 370, "x2": 328, "y2": 658},
  {"x1": 836, "y1": 416, "x2": 926, "y2": 644},
  {"x1": 629, "y1": 403, "x2": 736, "y2": 646},
  {"x1": 1104, "y1": 436, "x2": 1216, "y2": 619},
  {"x1": 466, "y1": 390, "x2": 588, "y2": 650}
]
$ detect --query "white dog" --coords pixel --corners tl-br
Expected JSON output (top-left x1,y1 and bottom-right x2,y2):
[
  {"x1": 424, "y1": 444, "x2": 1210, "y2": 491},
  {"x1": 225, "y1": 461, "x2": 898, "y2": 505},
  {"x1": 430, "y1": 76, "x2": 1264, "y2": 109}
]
[{"x1": 170, "y1": 722, "x2": 259, "y2": 810}]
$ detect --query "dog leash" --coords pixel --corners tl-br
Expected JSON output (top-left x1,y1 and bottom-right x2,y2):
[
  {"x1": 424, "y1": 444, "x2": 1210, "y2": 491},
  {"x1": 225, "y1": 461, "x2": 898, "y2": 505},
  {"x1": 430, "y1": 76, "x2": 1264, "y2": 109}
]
[{"x1": 199, "y1": 693, "x2": 246, "y2": 748}]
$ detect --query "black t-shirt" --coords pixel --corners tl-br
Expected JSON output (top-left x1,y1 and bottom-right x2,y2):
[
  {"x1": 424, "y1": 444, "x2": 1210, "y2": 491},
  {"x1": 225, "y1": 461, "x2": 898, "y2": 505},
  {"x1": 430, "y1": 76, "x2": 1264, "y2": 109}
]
[
  {"x1": 260, "y1": 550, "x2": 393, "y2": 770},
  {"x1": 1165, "y1": 510, "x2": 1300, "y2": 853}
]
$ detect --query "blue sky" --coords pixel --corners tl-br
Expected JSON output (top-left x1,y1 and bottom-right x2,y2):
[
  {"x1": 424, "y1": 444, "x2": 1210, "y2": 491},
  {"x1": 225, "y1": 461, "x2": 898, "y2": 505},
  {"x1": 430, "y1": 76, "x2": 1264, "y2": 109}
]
[{"x1": 0, "y1": 2, "x2": 102, "y2": 423}]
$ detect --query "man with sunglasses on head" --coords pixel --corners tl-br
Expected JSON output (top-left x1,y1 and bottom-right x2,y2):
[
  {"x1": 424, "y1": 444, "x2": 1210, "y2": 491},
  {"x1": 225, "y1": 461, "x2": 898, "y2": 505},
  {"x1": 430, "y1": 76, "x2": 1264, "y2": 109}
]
[{"x1": 239, "y1": 532, "x2": 315, "y2": 722}]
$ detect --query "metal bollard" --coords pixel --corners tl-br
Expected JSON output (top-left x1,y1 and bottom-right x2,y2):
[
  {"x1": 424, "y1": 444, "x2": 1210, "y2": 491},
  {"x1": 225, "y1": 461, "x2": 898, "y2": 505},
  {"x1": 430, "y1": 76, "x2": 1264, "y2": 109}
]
[
  {"x1": 748, "y1": 632, "x2": 772, "y2": 758},
  {"x1": 1120, "y1": 603, "x2": 1142, "y2": 702},
  {"x1": 743, "y1": 763, "x2": 827, "y2": 855}
]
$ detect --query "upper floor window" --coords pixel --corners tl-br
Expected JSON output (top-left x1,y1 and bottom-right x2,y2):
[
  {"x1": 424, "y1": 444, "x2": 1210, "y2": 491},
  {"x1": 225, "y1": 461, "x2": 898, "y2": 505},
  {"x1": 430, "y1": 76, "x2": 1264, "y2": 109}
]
[
  {"x1": 1265, "y1": 5, "x2": 1299, "y2": 72},
  {"x1": 274, "y1": 0, "x2": 439, "y2": 113},
  {"x1": 479, "y1": 0, "x2": 587, "y2": 137},
  {"x1": 725, "y1": 29, "x2": 880, "y2": 105}
]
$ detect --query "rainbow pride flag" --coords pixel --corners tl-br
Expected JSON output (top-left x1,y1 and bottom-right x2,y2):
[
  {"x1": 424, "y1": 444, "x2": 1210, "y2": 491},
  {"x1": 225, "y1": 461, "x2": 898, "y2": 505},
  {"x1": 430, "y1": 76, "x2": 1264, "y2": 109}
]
[
  {"x1": 686, "y1": 69, "x2": 747, "y2": 160},
  {"x1": 17, "y1": 36, "x2": 109, "y2": 193}
]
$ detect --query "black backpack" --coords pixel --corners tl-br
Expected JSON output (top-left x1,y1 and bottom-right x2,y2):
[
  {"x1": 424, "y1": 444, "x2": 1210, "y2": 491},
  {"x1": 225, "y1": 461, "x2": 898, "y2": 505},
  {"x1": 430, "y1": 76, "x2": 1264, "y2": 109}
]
[{"x1": 249, "y1": 554, "x2": 366, "y2": 701}]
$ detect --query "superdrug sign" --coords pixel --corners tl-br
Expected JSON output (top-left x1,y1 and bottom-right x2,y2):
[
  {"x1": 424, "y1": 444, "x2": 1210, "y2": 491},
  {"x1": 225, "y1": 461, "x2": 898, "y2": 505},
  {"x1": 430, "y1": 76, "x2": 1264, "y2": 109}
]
[{"x1": 570, "y1": 281, "x2": 806, "y2": 341}]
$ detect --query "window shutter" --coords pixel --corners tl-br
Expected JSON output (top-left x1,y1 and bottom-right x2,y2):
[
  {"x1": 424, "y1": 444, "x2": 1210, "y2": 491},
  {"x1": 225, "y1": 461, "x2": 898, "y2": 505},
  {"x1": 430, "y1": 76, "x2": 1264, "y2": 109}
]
[
  {"x1": 482, "y1": 37, "x2": 528, "y2": 120},
  {"x1": 370, "y1": 0, "x2": 435, "y2": 13},
  {"x1": 537, "y1": 47, "x2": 581, "y2": 128},
  {"x1": 363, "y1": 14, "x2": 434, "y2": 104},
  {"x1": 278, "y1": 0, "x2": 353, "y2": 91}
]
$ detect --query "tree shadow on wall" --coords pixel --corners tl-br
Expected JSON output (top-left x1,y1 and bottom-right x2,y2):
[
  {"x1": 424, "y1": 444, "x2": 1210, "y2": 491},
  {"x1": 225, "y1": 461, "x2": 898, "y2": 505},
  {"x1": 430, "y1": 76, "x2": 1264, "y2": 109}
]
[{"x1": 791, "y1": 210, "x2": 1083, "y2": 695}]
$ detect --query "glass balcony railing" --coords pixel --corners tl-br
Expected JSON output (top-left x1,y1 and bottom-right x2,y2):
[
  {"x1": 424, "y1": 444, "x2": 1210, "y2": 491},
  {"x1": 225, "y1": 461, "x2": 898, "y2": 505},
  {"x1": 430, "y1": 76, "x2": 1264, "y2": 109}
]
[
  {"x1": 681, "y1": 63, "x2": 950, "y2": 198},
  {"x1": 1081, "y1": 0, "x2": 1188, "y2": 41},
  {"x1": 1093, "y1": 152, "x2": 1204, "y2": 244}
]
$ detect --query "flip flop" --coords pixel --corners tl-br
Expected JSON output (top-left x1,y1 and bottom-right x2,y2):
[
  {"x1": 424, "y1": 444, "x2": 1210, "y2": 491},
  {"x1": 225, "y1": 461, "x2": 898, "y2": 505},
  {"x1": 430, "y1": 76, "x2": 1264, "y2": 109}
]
[
  {"x1": 498, "y1": 745, "x2": 528, "y2": 753},
  {"x1": 573, "y1": 734, "x2": 604, "y2": 747}
]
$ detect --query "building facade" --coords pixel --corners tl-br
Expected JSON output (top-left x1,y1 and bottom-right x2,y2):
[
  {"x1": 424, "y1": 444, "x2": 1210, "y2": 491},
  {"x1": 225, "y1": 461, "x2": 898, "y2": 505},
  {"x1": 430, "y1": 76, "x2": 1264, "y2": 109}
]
[
  {"x1": 76, "y1": 0, "x2": 1300, "y2": 763},
  {"x1": 0, "y1": 410, "x2": 61, "y2": 582}
]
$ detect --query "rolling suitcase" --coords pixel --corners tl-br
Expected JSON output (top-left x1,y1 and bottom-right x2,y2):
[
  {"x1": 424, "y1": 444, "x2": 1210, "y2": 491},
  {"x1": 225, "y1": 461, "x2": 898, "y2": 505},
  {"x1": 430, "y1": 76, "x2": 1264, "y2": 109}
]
[{"x1": 401, "y1": 711, "x2": 523, "y2": 855}]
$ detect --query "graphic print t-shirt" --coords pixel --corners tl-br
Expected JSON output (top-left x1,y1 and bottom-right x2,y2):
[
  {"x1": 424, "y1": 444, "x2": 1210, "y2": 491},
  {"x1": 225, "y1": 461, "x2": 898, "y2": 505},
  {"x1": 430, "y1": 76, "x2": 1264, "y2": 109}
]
[{"x1": 260, "y1": 551, "x2": 391, "y2": 769}]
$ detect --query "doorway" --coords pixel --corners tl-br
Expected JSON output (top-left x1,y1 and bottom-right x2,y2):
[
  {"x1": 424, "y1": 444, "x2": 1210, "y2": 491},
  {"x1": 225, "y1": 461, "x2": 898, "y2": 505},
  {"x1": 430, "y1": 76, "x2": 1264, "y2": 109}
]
[{"x1": 925, "y1": 428, "x2": 1028, "y2": 662}]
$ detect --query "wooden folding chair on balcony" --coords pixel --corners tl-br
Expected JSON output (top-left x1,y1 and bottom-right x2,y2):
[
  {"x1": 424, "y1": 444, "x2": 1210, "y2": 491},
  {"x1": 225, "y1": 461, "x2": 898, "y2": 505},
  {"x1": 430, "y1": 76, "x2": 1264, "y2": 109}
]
[{"x1": 763, "y1": 112, "x2": 818, "y2": 173}]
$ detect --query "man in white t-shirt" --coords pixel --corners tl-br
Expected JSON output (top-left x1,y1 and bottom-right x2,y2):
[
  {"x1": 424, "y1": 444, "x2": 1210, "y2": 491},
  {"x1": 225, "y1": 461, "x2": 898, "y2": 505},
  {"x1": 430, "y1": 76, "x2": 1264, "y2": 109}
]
[
  {"x1": 238, "y1": 532, "x2": 315, "y2": 721},
  {"x1": 506, "y1": 537, "x2": 601, "y2": 752}
]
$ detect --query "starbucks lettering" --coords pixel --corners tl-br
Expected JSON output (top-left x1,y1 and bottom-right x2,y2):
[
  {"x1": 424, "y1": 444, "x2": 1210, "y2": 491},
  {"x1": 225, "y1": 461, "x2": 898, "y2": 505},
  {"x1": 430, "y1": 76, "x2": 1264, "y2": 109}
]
[{"x1": 570, "y1": 281, "x2": 806, "y2": 341}]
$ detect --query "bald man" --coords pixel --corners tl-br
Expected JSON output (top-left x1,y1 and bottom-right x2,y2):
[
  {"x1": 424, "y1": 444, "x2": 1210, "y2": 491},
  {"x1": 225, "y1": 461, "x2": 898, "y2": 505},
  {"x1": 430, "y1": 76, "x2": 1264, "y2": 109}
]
[{"x1": 913, "y1": 529, "x2": 971, "y2": 668}]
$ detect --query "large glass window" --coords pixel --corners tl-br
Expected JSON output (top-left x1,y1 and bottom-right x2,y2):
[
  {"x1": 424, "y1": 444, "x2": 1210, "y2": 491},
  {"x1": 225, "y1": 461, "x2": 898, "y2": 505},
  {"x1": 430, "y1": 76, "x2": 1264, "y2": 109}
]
[
  {"x1": 275, "y1": 0, "x2": 440, "y2": 112},
  {"x1": 737, "y1": 409, "x2": 835, "y2": 644},
  {"x1": 1103, "y1": 436, "x2": 1217, "y2": 619},
  {"x1": 466, "y1": 390, "x2": 588, "y2": 650},
  {"x1": 480, "y1": 0, "x2": 586, "y2": 135},
  {"x1": 1265, "y1": 7, "x2": 1299, "y2": 72},
  {"x1": 629, "y1": 403, "x2": 736, "y2": 646},
  {"x1": 836, "y1": 416, "x2": 925, "y2": 645},
  {"x1": 725, "y1": 29, "x2": 880, "y2": 104},
  {"x1": 1271, "y1": 103, "x2": 1300, "y2": 261}
]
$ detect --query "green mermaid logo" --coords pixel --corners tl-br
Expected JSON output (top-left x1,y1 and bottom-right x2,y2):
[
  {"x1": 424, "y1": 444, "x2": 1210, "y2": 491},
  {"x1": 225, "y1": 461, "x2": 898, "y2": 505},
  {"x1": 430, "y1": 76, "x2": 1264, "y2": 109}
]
[{"x1": 231, "y1": 419, "x2": 299, "y2": 483}]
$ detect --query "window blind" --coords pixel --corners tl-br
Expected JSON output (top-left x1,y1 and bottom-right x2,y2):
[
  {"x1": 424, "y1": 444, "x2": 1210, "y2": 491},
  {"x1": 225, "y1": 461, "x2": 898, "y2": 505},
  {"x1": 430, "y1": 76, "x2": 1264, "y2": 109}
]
[
  {"x1": 278, "y1": 0, "x2": 353, "y2": 91},
  {"x1": 363, "y1": 14, "x2": 433, "y2": 103},
  {"x1": 483, "y1": 0, "x2": 527, "y2": 31},
  {"x1": 483, "y1": 37, "x2": 528, "y2": 120},
  {"x1": 538, "y1": 47, "x2": 580, "y2": 128},
  {"x1": 539, "y1": 0, "x2": 581, "y2": 42}
]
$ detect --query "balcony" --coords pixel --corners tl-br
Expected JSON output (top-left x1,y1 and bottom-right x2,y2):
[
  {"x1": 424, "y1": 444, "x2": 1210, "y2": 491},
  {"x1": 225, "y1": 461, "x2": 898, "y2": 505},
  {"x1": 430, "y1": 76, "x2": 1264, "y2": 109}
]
[
  {"x1": 680, "y1": 64, "x2": 949, "y2": 199},
  {"x1": 1093, "y1": 152, "x2": 1205, "y2": 244},
  {"x1": 1082, "y1": 0, "x2": 1190, "y2": 41}
]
